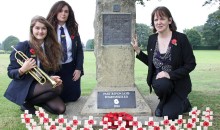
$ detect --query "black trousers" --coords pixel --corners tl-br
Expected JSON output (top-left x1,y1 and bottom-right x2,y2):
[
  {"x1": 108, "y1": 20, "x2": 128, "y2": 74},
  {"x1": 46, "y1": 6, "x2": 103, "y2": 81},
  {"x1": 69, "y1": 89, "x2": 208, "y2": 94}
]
[
  {"x1": 152, "y1": 77, "x2": 188, "y2": 119},
  {"x1": 56, "y1": 61, "x2": 81, "y2": 103}
]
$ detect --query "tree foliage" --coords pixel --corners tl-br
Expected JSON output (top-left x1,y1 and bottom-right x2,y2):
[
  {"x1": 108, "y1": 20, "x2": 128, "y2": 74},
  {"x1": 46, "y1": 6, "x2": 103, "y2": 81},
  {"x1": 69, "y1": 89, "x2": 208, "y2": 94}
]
[
  {"x1": 86, "y1": 39, "x2": 94, "y2": 50},
  {"x1": 2, "y1": 36, "x2": 19, "y2": 51},
  {"x1": 135, "y1": 23, "x2": 153, "y2": 50},
  {"x1": 184, "y1": 29, "x2": 202, "y2": 47},
  {"x1": 0, "y1": 43, "x2": 2, "y2": 50},
  {"x1": 203, "y1": 0, "x2": 220, "y2": 9},
  {"x1": 202, "y1": 9, "x2": 220, "y2": 46}
]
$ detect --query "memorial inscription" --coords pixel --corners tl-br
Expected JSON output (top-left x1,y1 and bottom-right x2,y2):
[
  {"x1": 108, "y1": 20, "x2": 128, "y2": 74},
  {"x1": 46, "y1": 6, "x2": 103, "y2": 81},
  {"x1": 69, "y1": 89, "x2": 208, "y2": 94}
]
[
  {"x1": 103, "y1": 14, "x2": 131, "y2": 45},
  {"x1": 97, "y1": 91, "x2": 136, "y2": 109}
]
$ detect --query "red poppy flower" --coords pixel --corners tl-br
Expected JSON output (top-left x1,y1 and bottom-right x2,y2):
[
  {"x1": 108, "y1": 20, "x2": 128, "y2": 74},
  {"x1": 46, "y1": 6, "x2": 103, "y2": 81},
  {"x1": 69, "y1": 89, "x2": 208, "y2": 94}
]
[
  {"x1": 137, "y1": 128, "x2": 143, "y2": 130},
  {"x1": 187, "y1": 123, "x2": 193, "y2": 128},
  {"x1": 177, "y1": 119, "x2": 183, "y2": 124},
  {"x1": 39, "y1": 113, "x2": 44, "y2": 118},
  {"x1": 73, "y1": 119, "x2": 78, "y2": 125},
  {"x1": 119, "y1": 127, "x2": 126, "y2": 130},
  {"x1": 58, "y1": 118, "x2": 64, "y2": 123},
  {"x1": 192, "y1": 118, "x2": 196, "y2": 123},
  {"x1": 23, "y1": 113, "x2": 27, "y2": 118},
  {"x1": 43, "y1": 118, "x2": 49, "y2": 123},
  {"x1": 205, "y1": 115, "x2": 211, "y2": 120},
  {"x1": 118, "y1": 120, "x2": 122, "y2": 125},
  {"x1": 192, "y1": 111, "x2": 197, "y2": 115},
  {"x1": 203, "y1": 121, "x2": 210, "y2": 126},
  {"x1": 163, "y1": 119, "x2": 169, "y2": 125},
  {"x1": 50, "y1": 125, "x2": 56, "y2": 129},
  {"x1": 170, "y1": 125, "x2": 176, "y2": 130},
  {"x1": 132, "y1": 121, "x2": 138, "y2": 126},
  {"x1": 71, "y1": 35, "x2": 75, "y2": 39},
  {"x1": 30, "y1": 48, "x2": 35, "y2": 54},
  {"x1": 88, "y1": 119, "x2": 94, "y2": 125},
  {"x1": 148, "y1": 121, "x2": 154, "y2": 126},
  {"x1": 25, "y1": 118, "x2": 30, "y2": 123},
  {"x1": 154, "y1": 126, "x2": 160, "y2": 130},
  {"x1": 66, "y1": 126, "x2": 72, "y2": 130},
  {"x1": 171, "y1": 39, "x2": 177, "y2": 46}
]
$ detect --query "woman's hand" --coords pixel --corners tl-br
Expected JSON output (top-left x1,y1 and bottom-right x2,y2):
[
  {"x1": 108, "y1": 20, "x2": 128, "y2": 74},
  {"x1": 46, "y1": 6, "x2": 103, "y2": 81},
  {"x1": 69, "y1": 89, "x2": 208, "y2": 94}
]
[
  {"x1": 156, "y1": 71, "x2": 170, "y2": 79},
  {"x1": 50, "y1": 76, "x2": 62, "y2": 86},
  {"x1": 131, "y1": 34, "x2": 141, "y2": 55},
  {"x1": 19, "y1": 58, "x2": 36, "y2": 75},
  {"x1": 72, "y1": 70, "x2": 81, "y2": 81}
]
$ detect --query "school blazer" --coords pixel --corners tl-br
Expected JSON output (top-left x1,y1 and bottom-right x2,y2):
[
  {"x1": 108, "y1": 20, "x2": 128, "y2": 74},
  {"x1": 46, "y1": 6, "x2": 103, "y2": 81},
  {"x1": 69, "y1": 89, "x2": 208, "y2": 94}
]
[
  {"x1": 70, "y1": 33, "x2": 84, "y2": 74},
  {"x1": 4, "y1": 41, "x2": 54, "y2": 105},
  {"x1": 4, "y1": 41, "x2": 36, "y2": 105},
  {"x1": 136, "y1": 31, "x2": 196, "y2": 99}
]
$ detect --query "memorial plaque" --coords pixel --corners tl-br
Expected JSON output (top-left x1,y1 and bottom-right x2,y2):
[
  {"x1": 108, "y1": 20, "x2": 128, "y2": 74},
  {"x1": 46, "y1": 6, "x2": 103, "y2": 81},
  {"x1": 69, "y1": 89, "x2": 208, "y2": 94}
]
[
  {"x1": 103, "y1": 14, "x2": 131, "y2": 45},
  {"x1": 97, "y1": 91, "x2": 136, "y2": 109}
]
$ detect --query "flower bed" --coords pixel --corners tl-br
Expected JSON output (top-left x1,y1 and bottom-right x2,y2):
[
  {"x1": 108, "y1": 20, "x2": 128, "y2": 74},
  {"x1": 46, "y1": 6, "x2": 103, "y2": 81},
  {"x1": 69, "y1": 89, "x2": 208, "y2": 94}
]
[{"x1": 21, "y1": 106, "x2": 213, "y2": 130}]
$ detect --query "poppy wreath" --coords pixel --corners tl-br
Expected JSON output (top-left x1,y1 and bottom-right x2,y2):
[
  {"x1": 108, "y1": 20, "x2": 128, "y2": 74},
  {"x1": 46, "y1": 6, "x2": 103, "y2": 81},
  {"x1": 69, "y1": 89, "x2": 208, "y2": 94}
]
[{"x1": 102, "y1": 112, "x2": 133, "y2": 129}]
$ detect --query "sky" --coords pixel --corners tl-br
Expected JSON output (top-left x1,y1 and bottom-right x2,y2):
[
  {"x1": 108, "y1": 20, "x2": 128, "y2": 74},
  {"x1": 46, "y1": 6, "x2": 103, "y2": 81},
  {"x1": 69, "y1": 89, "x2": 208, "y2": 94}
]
[{"x1": 0, "y1": 0, "x2": 219, "y2": 44}]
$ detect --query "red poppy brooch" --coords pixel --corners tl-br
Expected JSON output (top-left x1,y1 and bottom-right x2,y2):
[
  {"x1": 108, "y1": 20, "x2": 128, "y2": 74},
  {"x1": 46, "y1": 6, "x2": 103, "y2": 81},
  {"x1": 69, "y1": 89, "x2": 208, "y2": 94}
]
[
  {"x1": 71, "y1": 34, "x2": 75, "y2": 40},
  {"x1": 29, "y1": 48, "x2": 36, "y2": 58},
  {"x1": 171, "y1": 39, "x2": 177, "y2": 46}
]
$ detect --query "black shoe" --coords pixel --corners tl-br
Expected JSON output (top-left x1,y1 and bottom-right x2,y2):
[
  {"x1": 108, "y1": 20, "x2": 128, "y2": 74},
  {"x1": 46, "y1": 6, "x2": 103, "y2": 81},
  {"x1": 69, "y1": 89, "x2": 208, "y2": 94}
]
[
  {"x1": 155, "y1": 108, "x2": 162, "y2": 117},
  {"x1": 20, "y1": 103, "x2": 36, "y2": 115},
  {"x1": 183, "y1": 98, "x2": 192, "y2": 113}
]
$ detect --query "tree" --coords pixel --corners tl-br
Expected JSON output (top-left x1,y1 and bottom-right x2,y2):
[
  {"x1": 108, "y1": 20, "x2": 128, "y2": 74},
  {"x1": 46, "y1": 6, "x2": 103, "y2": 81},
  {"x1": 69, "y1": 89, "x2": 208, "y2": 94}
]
[
  {"x1": 86, "y1": 39, "x2": 94, "y2": 50},
  {"x1": 202, "y1": 9, "x2": 220, "y2": 46},
  {"x1": 191, "y1": 25, "x2": 204, "y2": 35},
  {"x1": 135, "y1": 23, "x2": 153, "y2": 50},
  {"x1": 2, "y1": 36, "x2": 19, "y2": 51},
  {"x1": 203, "y1": 0, "x2": 220, "y2": 9},
  {"x1": 184, "y1": 29, "x2": 202, "y2": 47}
]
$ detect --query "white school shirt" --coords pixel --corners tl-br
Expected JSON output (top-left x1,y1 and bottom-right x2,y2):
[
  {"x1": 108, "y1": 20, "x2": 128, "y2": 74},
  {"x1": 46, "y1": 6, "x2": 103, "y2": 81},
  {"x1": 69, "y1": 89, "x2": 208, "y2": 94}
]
[
  {"x1": 37, "y1": 43, "x2": 45, "y2": 67},
  {"x1": 57, "y1": 24, "x2": 73, "y2": 64}
]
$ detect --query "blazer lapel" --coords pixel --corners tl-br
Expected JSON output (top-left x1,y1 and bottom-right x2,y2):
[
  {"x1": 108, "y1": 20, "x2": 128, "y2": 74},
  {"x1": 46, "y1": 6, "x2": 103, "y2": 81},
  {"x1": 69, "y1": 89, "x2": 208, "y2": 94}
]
[
  {"x1": 171, "y1": 31, "x2": 179, "y2": 68},
  {"x1": 148, "y1": 34, "x2": 157, "y2": 61}
]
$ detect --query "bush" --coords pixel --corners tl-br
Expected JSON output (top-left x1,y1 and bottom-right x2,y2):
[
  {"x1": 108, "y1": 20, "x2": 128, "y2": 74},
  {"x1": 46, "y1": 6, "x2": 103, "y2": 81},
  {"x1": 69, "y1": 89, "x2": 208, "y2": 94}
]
[{"x1": 193, "y1": 45, "x2": 219, "y2": 50}]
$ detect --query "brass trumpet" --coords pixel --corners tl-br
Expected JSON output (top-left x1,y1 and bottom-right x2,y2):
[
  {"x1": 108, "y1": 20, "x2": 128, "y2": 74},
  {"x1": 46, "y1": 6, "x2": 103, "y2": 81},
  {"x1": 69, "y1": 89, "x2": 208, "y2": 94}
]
[{"x1": 11, "y1": 46, "x2": 57, "y2": 88}]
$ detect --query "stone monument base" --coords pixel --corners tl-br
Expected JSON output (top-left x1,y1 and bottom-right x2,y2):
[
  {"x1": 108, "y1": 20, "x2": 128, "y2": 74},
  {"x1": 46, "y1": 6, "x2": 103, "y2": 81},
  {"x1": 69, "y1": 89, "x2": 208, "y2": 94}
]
[{"x1": 81, "y1": 86, "x2": 152, "y2": 116}]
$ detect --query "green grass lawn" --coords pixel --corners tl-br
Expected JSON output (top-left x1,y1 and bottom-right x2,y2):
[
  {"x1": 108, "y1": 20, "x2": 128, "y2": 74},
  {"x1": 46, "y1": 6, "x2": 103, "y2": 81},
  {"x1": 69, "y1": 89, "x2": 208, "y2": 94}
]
[{"x1": 0, "y1": 50, "x2": 220, "y2": 129}]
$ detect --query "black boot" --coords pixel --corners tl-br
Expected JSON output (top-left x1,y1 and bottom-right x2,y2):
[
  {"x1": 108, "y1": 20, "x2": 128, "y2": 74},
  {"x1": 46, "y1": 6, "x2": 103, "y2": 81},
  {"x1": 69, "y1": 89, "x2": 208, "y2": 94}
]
[
  {"x1": 155, "y1": 102, "x2": 163, "y2": 117},
  {"x1": 20, "y1": 102, "x2": 36, "y2": 115},
  {"x1": 183, "y1": 98, "x2": 192, "y2": 113}
]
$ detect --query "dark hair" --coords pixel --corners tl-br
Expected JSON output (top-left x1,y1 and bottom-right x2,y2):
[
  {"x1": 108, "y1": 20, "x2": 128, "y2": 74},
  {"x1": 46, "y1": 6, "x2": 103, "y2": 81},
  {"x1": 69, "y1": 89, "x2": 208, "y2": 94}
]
[
  {"x1": 29, "y1": 15, "x2": 62, "y2": 71},
  {"x1": 46, "y1": 0, "x2": 78, "y2": 36},
  {"x1": 151, "y1": 6, "x2": 177, "y2": 33}
]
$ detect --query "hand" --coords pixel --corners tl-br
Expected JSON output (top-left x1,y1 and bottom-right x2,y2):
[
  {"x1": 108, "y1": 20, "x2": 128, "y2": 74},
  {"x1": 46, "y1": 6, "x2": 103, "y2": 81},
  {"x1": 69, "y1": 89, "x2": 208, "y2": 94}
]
[
  {"x1": 156, "y1": 71, "x2": 170, "y2": 79},
  {"x1": 131, "y1": 34, "x2": 140, "y2": 54},
  {"x1": 72, "y1": 70, "x2": 81, "y2": 81},
  {"x1": 19, "y1": 58, "x2": 36, "y2": 74},
  {"x1": 50, "y1": 75, "x2": 62, "y2": 86}
]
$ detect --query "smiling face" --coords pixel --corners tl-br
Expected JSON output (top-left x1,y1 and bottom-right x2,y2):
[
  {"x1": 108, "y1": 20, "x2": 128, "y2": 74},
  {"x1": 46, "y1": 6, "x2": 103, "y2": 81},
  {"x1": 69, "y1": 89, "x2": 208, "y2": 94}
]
[
  {"x1": 57, "y1": 5, "x2": 69, "y2": 25},
  {"x1": 32, "y1": 21, "x2": 47, "y2": 43},
  {"x1": 153, "y1": 12, "x2": 172, "y2": 33}
]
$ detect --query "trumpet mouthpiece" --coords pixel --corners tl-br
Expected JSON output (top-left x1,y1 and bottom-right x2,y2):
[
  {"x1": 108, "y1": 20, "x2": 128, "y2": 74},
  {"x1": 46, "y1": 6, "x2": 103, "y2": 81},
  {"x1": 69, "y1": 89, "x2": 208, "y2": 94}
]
[{"x1": 11, "y1": 46, "x2": 17, "y2": 51}]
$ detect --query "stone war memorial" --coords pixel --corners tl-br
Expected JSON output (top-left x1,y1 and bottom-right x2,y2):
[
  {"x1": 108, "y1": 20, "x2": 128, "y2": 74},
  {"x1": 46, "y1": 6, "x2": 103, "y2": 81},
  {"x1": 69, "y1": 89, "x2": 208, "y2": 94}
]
[{"x1": 81, "y1": 0, "x2": 151, "y2": 117}]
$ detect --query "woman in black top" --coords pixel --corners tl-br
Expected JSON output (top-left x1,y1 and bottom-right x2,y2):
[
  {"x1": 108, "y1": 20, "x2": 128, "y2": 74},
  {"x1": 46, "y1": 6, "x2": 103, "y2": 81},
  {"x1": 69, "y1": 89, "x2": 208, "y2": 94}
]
[{"x1": 131, "y1": 6, "x2": 196, "y2": 120}]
